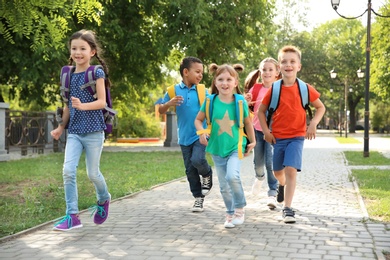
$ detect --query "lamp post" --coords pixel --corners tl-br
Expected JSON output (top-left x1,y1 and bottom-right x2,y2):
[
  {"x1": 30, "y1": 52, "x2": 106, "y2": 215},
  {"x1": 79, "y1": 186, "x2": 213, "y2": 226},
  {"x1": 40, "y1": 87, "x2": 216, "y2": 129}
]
[
  {"x1": 331, "y1": 0, "x2": 390, "y2": 157},
  {"x1": 330, "y1": 69, "x2": 348, "y2": 138}
]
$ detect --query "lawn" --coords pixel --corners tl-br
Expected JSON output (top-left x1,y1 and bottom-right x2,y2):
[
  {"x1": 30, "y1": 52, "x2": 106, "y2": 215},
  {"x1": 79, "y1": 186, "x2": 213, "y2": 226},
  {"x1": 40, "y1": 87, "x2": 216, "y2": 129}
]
[
  {"x1": 344, "y1": 151, "x2": 390, "y2": 222},
  {"x1": 0, "y1": 151, "x2": 187, "y2": 238}
]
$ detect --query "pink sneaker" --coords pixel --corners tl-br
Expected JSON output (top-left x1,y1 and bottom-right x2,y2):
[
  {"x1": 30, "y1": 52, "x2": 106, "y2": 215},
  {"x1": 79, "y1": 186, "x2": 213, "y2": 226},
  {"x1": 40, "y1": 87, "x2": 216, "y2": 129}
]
[
  {"x1": 224, "y1": 214, "x2": 235, "y2": 228},
  {"x1": 232, "y1": 209, "x2": 245, "y2": 225},
  {"x1": 53, "y1": 214, "x2": 82, "y2": 231}
]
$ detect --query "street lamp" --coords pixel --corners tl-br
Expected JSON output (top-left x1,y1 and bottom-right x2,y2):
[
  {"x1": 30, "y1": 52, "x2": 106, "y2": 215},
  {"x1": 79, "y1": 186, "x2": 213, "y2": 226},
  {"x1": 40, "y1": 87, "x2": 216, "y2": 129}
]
[
  {"x1": 329, "y1": 69, "x2": 349, "y2": 138},
  {"x1": 331, "y1": 0, "x2": 390, "y2": 157}
]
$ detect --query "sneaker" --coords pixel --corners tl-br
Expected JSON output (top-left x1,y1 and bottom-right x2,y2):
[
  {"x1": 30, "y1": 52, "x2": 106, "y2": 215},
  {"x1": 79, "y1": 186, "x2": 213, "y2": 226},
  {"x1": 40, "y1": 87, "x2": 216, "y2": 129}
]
[
  {"x1": 90, "y1": 194, "x2": 111, "y2": 225},
  {"x1": 224, "y1": 214, "x2": 235, "y2": 228},
  {"x1": 251, "y1": 178, "x2": 263, "y2": 196},
  {"x1": 267, "y1": 196, "x2": 277, "y2": 209},
  {"x1": 53, "y1": 214, "x2": 82, "y2": 231},
  {"x1": 231, "y1": 209, "x2": 245, "y2": 225},
  {"x1": 277, "y1": 185, "x2": 285, "y2": 203},
  {"x1": 282, "y1": 207, "x2": 296, "y2": 223},
  {"x1": 201, "y1": 175, "x2": 213, "y2": 196},
  {"x1": 192, "y1": 197, "x2": 204, "y2": 212}
]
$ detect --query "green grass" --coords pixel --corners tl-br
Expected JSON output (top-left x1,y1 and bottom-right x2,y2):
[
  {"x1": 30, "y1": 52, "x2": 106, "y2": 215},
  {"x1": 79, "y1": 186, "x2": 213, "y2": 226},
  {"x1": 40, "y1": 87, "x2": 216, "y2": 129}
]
[
  {"x1": 344, "y1": 151, "x2": 390, "y2": 165},
  {"x1": 0, "y1": 151, "x2": 188, "y2": 238},
  {"x1": 344, "y1": 151, "x2": 390, "y2": 222}
]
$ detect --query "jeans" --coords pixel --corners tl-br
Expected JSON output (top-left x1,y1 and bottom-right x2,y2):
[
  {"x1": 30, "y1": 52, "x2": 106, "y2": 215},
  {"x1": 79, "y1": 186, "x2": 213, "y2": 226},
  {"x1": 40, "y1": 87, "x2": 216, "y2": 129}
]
[
  {"x1": 180, "y1": 140, "x2": 212, "y2": 198},
  {"x1": 63, "y1": 131, "x2": 110, "y2": 215},
  {"x1": 212, "y1": 151, "x2": 246, "y2": 215},
  {"x1": 253, "y1": 129, "x2": 278, "y2": 197}
]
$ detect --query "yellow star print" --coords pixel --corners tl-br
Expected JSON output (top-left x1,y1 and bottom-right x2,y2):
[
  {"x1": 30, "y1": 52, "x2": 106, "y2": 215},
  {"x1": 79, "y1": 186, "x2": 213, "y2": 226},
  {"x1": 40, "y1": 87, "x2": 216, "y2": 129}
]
[{"x1": 215, "y1": 111, "x2": 235, "y2": 137}]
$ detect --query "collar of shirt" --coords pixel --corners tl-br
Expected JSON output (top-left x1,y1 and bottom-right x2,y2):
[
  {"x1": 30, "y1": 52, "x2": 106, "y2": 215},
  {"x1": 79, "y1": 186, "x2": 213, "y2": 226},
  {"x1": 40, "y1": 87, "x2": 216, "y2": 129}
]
[{"x1": 179, "y1": 81, "x2": 196, "y2": 89}]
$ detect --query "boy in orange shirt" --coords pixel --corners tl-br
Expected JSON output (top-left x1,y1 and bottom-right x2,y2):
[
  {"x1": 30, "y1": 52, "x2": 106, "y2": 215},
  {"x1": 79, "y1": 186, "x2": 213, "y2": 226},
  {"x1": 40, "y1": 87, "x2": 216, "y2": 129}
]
[{"x1": 258, "y1": 45, "x2": 326, "y2": 223}]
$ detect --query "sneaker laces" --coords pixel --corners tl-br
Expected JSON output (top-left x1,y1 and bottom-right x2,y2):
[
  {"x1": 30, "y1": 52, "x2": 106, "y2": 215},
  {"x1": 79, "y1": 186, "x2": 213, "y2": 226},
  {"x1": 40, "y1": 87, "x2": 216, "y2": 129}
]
[
  {"x1": 234, "y1": 209, "x2": 244, "y2": 218},
  {"x1": 89, "y1": 204, "x2": 107, "y2": 218},
  {"x1": 194, "y1": 197, "x2": 204, "y2": 207},
  {"x1": 54, "y1": 214, "x2": 71, "y2": 226},
  {"x1": 202, "y1": 176, "x2": 211, "y2": 188},
  {"x1": 283, "y1": 207, "x2": 294, "y2": 217}
]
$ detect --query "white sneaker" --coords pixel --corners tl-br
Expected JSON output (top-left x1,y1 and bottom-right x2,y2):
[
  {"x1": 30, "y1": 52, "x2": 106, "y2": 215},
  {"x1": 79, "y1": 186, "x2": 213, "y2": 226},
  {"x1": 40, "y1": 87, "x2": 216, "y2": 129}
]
[
  {"x1": 224, "y1": 214, "x2": 235, "y2": 228},
  {"x1": 231, "y1": 209, "x2": 245, "y2": 225},
  {"x1": 251, "y1": 178, "x2": 263, "y2": 196},
  {"x1": 267, "y1": 196, "x2": 277, "y2": 209}
]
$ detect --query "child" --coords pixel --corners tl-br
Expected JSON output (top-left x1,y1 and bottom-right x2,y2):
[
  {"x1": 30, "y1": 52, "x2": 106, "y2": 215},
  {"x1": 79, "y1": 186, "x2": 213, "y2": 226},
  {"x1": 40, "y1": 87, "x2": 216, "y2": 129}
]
[
  {"x1": 258, "y1": 46, "x2": 325, "y2": 223},
  {"x1": 51, "y1": 29, "x2": 111, "y2": 231},
  {"x1": 195, "y1": 63, "x2": 256, "y2": 228},
  {"x1": 158, "y1": 57, "x2": 213, "y2": 212},
  {"x1": 244, "y1": 58, "x2": 280, "y2": 210}
]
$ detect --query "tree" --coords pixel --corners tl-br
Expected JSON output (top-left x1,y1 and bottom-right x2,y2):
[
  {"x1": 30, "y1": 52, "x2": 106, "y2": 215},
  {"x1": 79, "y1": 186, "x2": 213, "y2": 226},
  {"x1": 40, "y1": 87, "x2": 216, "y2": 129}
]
[{"x1": 0, "y1": 0, "x2": 103, "y2": 107}]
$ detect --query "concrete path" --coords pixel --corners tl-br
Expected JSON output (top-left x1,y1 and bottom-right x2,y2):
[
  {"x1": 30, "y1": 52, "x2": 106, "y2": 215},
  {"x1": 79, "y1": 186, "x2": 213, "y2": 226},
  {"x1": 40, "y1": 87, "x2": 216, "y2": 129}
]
[{"x1": 1, "y1": 136, "x2": 389, "y2": 259}]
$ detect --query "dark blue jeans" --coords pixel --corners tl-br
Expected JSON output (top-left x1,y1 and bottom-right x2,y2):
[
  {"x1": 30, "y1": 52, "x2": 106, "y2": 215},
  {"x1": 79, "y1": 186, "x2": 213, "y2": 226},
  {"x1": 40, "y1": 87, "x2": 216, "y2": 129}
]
[{"x1": 180, "y1": 140, "x2": 212, "y2": 198}]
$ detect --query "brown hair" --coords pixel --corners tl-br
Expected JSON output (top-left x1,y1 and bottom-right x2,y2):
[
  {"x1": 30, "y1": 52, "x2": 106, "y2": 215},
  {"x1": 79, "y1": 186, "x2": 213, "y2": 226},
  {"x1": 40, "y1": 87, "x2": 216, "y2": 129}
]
[
  {"x1": 278, "y1": 45, "x2": 302, "y2": 62},
  {"x1": 209, "y1": 63, "x2": 244, "y2": 95},
  {"x1": 244, "y1": 57, "x2": 280, "y2": 92},
  {"x1": 68, "y1": 29, "x2": 111, "y2": 88}
]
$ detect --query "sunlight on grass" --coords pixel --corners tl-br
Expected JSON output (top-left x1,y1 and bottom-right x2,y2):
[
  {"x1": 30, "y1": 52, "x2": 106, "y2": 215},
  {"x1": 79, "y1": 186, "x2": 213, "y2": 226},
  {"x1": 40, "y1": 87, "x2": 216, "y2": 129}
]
[
  {"x1": 344, "y1": 151, "x2": 390, "y2": 165},
  {"x1": 335, "y1": 137, "x2": 361, "y2": 144}
]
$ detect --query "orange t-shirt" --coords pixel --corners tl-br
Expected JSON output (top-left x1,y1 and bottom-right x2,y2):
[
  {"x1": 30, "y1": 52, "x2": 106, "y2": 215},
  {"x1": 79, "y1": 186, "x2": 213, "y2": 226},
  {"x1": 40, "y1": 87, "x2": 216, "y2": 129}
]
[{"x1": 261, "y1": 81, "x2": 320, "y2": 139}]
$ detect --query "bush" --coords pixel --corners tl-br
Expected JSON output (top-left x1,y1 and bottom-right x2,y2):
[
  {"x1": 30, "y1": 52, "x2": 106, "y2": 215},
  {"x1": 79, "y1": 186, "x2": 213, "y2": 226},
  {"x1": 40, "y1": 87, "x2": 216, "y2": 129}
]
[{"x1": 116, "y1": 113, "x2": 161, "y2": 138}]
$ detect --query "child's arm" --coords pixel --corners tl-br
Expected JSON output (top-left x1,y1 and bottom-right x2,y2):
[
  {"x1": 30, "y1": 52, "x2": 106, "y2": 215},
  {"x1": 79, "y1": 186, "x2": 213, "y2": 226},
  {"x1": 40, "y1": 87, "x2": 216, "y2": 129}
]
[
  {"x1": 306, "y1": 98, "x2": 326, "y2": 140},
  {"x1": 243, "y1": 116, "x2": 256, "y2": 156},
  {"x1": 194, "y1": 111, "x2": 208, "y2": 146},
  {"x1": 158, "y1": 95, "x2": 184, "y2": 114},
  {"x1": 51, "y1": 105, "x2": 70, "y2": 140},
  {"x1": 258, "y1": 103, "x2": 276, "y2": 144},
  {"x1": 72, "y1": 78, "x2": 106, "y2": 111}
]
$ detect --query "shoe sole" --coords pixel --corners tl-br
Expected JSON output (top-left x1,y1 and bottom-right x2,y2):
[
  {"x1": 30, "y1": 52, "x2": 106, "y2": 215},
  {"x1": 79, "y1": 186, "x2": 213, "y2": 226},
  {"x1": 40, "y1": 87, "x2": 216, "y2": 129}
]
[
  {"x1": 191, "y1": 208, "x2": 204, "y2": 212},
  {"x1": 267, "y1": 203, "x2": 277, "y2": 210},
  {"x1": 201, "y1": 189, "x2": 211, "y2": 196},
  {"x1": 283, "y1": 216, "x2": 296, "y2": 223},
  {"x1": 53, "y1": 224, "x2": 83, "y2": 231}
]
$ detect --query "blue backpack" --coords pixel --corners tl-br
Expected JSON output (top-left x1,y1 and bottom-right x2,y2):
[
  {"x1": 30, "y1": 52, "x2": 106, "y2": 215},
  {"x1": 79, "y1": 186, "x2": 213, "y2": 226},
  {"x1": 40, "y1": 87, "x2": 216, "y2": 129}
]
[
  {"x1": 57, "y1": 65, "x2": 117, "y2": 133},
  {"x1": 266, "y1": 78, "x2": 312, "y2": 127},
  {"x1": 198, "y1": 93, "x2": 248, "y2": 159}
]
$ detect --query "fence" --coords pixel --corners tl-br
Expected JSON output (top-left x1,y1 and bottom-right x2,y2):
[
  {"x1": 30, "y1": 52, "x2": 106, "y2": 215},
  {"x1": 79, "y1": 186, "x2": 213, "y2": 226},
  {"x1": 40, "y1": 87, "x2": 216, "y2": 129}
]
[{"x1": 5, "y1": 110, "x2": 66, "y2": 157}]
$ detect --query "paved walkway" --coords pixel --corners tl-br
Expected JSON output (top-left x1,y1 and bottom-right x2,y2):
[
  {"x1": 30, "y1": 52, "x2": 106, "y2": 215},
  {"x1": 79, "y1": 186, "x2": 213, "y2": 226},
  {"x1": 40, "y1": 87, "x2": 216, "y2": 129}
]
[{"x1": 1, "y1": 136, "x2": 389, "y2": 259}]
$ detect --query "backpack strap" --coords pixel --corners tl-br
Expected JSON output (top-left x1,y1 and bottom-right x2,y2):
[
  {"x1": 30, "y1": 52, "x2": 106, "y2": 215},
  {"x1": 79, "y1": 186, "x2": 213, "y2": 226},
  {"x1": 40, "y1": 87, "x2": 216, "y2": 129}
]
[
  {"x1": 80, "y1": 65, "x2": 104, "y2": 99},
  {"x1": 166, "y1": 84, "x2": 206, "y2": 112},
  {"x1": 267, "y1": 79, "x2": 282, "y2": 127},
  {"x1": 234, "y1": 94, "x2": 247, "y2": 159},
  {"x1": 60, "y1": 66, "x2": 75, "y2": 103},
  {"x1": 196, "y1": 94, "x2": 215, "y2": 136},
  {"x1": 297, "y1": 78, "x2": 313, "y2": 121},
  {"x1": 249, "y1": 83, "x2": 262, "y2": 112}
]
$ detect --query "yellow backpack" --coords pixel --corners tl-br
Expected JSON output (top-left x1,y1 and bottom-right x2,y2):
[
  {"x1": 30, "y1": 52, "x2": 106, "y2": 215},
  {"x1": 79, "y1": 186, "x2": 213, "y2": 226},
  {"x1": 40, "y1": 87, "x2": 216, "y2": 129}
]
[{"x1": 167, "y1": 84, "x2": 206, "y2": 111}]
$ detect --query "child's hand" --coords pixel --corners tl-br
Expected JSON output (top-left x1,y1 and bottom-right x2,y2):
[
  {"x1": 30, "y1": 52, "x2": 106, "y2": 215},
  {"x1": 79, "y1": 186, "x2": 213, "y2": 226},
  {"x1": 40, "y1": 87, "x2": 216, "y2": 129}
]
[
  {"x1": 169, "y1": 95, "x2": 184, "y2": 106},
  {"x1": 71, "y1": 97, "x2": 84, "y2": 110},
  {"x1": 306, "y1": 123, "x2": 317, "y2": 140},
  {"x1": 244, "y1": 141, "x2": 256, "y2": 157},
  {"x1": 199, "y1": 134, "x2": 209, "y2": 146},
  {"x1": 50, "y1": 128, "x2": 63, "y2": 140},
  {"x1": 244, "y1": 93, "x2": 252, "y2": 103},
  {"x1": 264, "y1": 132, "x2": 276, "y2": 144}
]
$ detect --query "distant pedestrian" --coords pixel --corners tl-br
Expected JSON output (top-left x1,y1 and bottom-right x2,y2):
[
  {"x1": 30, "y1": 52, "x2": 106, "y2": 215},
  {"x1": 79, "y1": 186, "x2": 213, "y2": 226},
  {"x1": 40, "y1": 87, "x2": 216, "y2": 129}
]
[
  {"x1": 258, "y1": 46, "x2": 326, "y2": 223},
  {"x1": 158, "y1": 57, "x2": 213, "y2": 212},
  {"x1": 51, "y1": 29, "x2": 111, "y2": 231},
  {"x1": 195, "y1": 63, "x2": 256, "y2": 228},
  {"x1": 244, "y1": 57, "x2": 280, "y2": 210}
]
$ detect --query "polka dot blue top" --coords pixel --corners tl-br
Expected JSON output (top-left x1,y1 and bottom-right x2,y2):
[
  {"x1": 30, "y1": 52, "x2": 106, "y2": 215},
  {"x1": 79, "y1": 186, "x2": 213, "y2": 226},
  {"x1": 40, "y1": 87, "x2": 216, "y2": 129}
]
[{"x1": 67, "y1": 68, "x2": 106, "y2": 134}]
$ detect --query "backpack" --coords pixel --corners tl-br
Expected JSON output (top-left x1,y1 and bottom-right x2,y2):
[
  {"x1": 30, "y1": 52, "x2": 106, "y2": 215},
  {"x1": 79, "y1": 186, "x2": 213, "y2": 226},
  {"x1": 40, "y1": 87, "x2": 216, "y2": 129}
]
[
  {"x1": 58, "y1": 65, "x2": 117, "y2": 134},
  {"x1": 199, "y1": 94, "x2": 248, "y2": 159},
  {"x1": 248, "y1": 83, "x2": 262, "y2": 112},
  {"x1": 167, "y1": 84, "x2": 206, "y2": 111},
  {"x1": 266, "y1": 78, "x2": 312, "y2": 127}
]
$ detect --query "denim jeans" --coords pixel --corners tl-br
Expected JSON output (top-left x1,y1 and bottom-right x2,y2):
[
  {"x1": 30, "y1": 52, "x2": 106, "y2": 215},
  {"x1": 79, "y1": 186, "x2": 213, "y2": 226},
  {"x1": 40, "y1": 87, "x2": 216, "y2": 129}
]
[
  {"x1": 212, "y1": 151, "x2": 246, "y2": 215},
  {"x1": 253, "y1": 129, "x2": 278, "y2": 197},
  {"x1": 180, "y1": 140, "x2": 212, "y2": 198},
  {"x1": 63, "y1": 131, "x2": 110, "y2": 215}
]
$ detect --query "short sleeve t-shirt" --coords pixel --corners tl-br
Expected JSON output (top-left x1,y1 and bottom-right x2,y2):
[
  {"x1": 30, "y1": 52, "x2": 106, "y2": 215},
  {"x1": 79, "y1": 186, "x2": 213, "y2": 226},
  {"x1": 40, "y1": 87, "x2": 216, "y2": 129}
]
[
  {"x1": 200, "y1": 95, "x2": 249, "y2": 157},
  {"x1": 161, "y1": 82, "x2": 208, "y2": 146},
  {"x1": 261, "y1": 81, "x2": 320, "y2": 139},
  {"x1": 67, "y1": 68, "x2": 106, "y2": 134}
]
